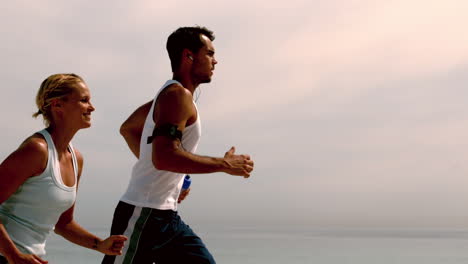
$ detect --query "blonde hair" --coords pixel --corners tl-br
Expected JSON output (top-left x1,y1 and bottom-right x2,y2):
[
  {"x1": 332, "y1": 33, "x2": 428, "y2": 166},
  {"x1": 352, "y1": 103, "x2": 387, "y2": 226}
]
[{"x1": 33, "y1": 73, "x2": 84, "y2": 125}]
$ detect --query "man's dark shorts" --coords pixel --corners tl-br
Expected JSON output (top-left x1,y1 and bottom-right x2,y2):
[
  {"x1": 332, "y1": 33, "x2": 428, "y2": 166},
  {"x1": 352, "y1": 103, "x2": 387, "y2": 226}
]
[{"x1": 102, "y1": 201, "x2": 215, "y2": 264}]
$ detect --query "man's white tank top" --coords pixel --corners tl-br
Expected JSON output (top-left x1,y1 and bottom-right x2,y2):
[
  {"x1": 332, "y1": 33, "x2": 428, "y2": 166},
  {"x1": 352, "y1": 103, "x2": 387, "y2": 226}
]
[
  {"x1": 120, "y1": 80, "x2": 201, "y2": 211},
  {"x1": 0, "y1": 129, "x2": 77, "y2": 256}
]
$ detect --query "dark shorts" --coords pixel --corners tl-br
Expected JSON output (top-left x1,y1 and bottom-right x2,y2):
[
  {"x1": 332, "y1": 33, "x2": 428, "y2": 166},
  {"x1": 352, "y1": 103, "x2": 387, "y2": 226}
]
[{"x1": 102, "y1": 201, "x2": 215, "y2": 264}]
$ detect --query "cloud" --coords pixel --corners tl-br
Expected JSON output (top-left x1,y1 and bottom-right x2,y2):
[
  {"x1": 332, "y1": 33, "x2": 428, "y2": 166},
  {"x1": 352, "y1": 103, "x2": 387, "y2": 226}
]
[{"x1": 200, "y1": 0, "x2": 468, "y2": 118}]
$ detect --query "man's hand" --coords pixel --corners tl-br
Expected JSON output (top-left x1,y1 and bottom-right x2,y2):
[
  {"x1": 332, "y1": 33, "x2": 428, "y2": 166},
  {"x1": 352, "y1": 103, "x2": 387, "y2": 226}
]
[
  {"x1": 222, "y1": 147, "x2": 254, "y2": 178},
  {"x1": 178, "y1": 188, "x2": 191, "y2": 203}
]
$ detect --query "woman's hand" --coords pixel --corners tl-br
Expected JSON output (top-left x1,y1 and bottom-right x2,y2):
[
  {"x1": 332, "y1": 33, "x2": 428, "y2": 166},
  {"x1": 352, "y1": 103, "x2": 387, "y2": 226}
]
[
  {"x1": 96, "y1": 235, "x2": 128, "y2": 255},
  {"x1": 7, "y1": 252, "x2": 48, "y2": 264}
]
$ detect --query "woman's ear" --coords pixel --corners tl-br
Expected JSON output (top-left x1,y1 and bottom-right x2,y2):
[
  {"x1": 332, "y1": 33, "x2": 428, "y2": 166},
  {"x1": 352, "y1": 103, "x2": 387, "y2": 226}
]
[
  {"x1": 50, "y1": 99, "x2": 65, "y2": 120},
  {"x1": 51, "y1": 98, "x2": 62, "y2": 108}
]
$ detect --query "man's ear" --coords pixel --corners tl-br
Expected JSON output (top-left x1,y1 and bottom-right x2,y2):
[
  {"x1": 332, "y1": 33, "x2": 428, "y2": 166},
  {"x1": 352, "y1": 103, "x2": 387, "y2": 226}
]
[{"x1": 182, "y1": 49, "x2": 194, "y2": 62}]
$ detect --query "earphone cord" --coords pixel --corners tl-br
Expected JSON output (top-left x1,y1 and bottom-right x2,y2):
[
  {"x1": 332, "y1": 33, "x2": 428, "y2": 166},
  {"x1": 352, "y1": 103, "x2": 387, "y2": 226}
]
[
  {"x1": 181, "y1": 87, "x2": 201, "y2": 151},
  {"x1": 194, "y1": 87, "x2": 201, "y2": 102}
]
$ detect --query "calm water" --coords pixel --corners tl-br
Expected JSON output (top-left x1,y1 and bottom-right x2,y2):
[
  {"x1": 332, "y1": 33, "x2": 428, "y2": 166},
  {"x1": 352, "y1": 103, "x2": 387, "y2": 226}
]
[{"x1": 45, "y1": 226, "x2": 468, "y2": 263}]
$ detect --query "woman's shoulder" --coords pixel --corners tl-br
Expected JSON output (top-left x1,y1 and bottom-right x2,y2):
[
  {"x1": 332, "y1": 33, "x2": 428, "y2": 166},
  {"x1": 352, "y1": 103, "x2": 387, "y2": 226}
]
[
  {"x1": 21, "y1": 133, "x2": 48, "y2": 152},
  {"x1": 16, "y1": 133, "x2": 49, "y2": 164},
  {"x1": 1, "y1": 133, "x2": 49, "y2": 179}
]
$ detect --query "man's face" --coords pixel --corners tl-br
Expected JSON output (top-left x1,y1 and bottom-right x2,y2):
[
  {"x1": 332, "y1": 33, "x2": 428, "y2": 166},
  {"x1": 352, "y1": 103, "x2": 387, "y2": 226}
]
[{"x1": 191, "y1": 35, "x2": 217, "y2": 84}]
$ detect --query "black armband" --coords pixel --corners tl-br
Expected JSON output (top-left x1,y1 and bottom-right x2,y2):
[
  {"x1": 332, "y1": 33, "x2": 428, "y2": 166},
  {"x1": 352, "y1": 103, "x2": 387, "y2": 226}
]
[
  {"x1": 147, "y1": 123, "x2": 183, "y2": 144},
  {"x1": 92, "y1": 238, "x2": 99, "y2": 249}
]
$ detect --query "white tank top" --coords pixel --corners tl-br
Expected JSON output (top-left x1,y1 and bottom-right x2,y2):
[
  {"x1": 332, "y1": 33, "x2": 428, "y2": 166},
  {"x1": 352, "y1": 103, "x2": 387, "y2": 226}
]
[
  {"x1": 0, "y1": 129, "x2": 77, "y2": 256},
  {"x1": 121, "y1": 80, "x2": 201, "y2": 210}
]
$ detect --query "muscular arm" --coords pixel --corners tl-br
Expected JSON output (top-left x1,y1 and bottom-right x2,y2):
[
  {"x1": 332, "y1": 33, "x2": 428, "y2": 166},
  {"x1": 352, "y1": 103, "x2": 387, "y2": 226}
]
[
  {"x1": 119, "y1": 84, "x2": 254, "y2": 177},
  {"x1": 151, "y1": 85, "x2": 254, "y2": 177},
  {"x1": 120, "y1": 101, "x2": 152, "y2": 158},
  {"x1": 0, "y1": 137, "x2": 49, "y2": 263}
]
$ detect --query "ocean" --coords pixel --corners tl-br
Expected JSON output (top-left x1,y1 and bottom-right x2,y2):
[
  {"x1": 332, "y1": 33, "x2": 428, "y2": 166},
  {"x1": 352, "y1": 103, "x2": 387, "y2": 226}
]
[{"x1": 44, "y1": 225, "x2": 468, "y2": 263}]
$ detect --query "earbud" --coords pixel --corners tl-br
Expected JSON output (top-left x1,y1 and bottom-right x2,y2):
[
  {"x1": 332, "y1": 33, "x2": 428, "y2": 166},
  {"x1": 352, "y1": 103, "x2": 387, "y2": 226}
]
[{"x1": 188, "y1": 55, "x2": 193, "y2": 60}]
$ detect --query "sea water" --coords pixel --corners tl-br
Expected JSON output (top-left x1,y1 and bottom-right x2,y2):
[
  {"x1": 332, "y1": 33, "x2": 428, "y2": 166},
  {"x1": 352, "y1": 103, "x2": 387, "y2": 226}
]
[{"x1": 45, "y1": 225, "x2": 468, "y2": 263}]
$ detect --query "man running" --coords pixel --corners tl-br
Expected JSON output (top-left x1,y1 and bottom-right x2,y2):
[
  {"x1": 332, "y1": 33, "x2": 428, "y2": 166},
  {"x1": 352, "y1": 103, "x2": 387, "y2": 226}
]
[{"x1": 102, "y1": 26, "x2": 254, "y2": 264}]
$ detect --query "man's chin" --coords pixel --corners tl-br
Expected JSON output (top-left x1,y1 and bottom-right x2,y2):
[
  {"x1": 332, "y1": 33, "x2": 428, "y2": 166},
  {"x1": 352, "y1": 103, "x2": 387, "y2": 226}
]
[{"x1": 200, "y1": 78, "x2": 212, "y2": 84}]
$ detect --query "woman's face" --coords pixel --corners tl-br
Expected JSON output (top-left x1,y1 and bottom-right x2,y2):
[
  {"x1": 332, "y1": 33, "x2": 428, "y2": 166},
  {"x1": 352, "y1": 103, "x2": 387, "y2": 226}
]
[{"x1": 61, "y1": 82, "x2": 95, "y2": 129}]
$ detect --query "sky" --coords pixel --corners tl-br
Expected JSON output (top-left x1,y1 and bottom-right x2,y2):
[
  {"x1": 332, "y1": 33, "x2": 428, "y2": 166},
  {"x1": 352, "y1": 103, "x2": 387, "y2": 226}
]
[{"x1": 1, "y1": 0, "x2": 468, "y2": 230}]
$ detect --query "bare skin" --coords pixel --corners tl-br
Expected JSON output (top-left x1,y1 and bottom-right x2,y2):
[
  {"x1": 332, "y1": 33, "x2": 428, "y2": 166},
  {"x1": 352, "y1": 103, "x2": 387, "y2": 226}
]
[
  {"x1": 121, "y1": 35, "x2": 254, "y2": 180},
  {"x1": 0, "y1": 82, "x2": 127, "y2": 263}
]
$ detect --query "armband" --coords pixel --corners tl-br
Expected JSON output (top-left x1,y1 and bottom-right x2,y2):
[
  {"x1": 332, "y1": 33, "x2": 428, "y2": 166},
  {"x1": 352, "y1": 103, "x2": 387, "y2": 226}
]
[
  {"x1": 92, "y1": 238, "x2": 99, "y2": 249},
  {"x1": 147, "y1": 124, "x2": 183, "y2": 144}
]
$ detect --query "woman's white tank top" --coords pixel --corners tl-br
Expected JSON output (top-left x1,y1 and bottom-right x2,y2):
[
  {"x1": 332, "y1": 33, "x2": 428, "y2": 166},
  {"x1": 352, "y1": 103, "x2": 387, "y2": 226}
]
[{"x1": 0, "y1": 129, "x2": 77, "y2": 256}]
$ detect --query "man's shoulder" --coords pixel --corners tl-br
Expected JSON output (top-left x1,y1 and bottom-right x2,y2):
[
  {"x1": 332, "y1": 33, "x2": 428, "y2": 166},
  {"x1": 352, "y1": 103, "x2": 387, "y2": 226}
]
[
  {"x1": 162, "y1": 83, "x2": 190, "y2": 94},
  {"x1": 159, "y1": 83, "x2": 192, "y2": 102}
]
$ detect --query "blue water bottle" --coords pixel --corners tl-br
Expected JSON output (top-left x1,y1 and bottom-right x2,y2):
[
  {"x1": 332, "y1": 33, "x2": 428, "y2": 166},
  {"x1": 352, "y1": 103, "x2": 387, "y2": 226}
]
[{"x1": 182, "y1": 175, "x2": 191, "y2": 190}]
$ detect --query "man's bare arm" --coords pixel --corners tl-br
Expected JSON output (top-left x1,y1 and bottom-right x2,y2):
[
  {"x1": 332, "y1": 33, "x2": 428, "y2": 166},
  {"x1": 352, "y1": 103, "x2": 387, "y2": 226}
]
[
  {"x1": 153, "y1": 142, "x2": 253, "y2": 177},
  {"x1": 120, "y1": 101, "x2": 152, "y2": 158},
  {"x1": 151, "y1": 85, "x2": 254, "y2": 177}
]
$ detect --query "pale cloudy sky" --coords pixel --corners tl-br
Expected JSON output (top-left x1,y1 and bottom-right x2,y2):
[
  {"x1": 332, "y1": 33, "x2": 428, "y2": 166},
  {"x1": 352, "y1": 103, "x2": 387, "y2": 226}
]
[{"x1": 1, "y1": 0, "x2": 468, "y2": 229}]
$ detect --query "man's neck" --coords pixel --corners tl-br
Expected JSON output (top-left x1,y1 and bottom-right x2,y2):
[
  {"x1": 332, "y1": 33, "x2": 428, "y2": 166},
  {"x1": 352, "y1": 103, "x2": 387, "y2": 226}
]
[{"x1": 172, "y1": 73, "x2": 199, "y2": 94}]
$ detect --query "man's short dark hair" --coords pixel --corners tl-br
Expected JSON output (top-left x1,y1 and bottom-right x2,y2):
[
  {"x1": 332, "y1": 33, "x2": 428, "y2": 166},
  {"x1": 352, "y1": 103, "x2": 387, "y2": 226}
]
[{"x1": 166, "y1": 26, "x2": 215, "y2": 72}]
